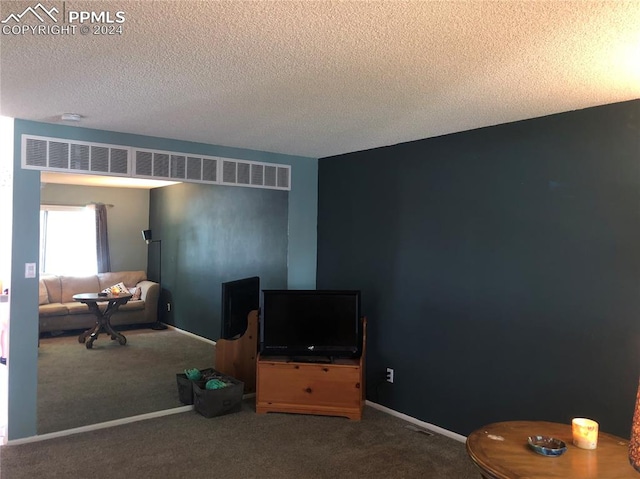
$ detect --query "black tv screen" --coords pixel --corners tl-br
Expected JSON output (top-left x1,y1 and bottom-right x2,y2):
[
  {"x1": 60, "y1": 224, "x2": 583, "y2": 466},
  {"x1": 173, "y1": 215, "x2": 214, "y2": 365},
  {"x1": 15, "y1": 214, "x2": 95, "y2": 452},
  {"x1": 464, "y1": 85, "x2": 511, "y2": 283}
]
[
  {"x1": 221, "y1": 276, "x2": 260, "y2": 340},
  {"x1": 260, "y1": 290, "x2": 361, "y2": 359}
]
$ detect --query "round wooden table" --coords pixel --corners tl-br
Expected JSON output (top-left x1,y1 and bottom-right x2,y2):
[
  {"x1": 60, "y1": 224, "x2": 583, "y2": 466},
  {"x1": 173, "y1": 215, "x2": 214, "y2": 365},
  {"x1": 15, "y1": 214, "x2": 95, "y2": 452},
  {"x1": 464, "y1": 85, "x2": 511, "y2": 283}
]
[
  {"x1": 73, "y1": 293, "x2": 132, "y2": 349},
  {"x1": 466, "y1": 420, "x2": 636, "y2": 478}
]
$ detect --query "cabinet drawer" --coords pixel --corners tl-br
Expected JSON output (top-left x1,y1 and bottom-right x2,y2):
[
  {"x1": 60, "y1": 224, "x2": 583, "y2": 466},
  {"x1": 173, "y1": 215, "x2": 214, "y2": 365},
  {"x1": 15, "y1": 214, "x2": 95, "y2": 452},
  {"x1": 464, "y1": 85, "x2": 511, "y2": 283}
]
[{"x1": 258, "y1": 362, "x2": 361, "y2": 408}]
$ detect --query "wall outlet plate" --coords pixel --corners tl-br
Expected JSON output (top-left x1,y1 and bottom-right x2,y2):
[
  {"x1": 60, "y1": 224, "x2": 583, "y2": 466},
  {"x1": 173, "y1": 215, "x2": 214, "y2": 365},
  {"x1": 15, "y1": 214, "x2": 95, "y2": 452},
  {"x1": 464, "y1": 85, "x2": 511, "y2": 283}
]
[{"x1": 386, "y1": 367, "x2": 394, "y2": 383}]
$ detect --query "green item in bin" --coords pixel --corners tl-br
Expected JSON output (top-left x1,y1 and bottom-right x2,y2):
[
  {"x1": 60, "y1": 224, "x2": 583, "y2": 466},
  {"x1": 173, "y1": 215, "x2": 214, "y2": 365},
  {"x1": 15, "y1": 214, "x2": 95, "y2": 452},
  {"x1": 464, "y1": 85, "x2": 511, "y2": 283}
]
[
  {"x1": 205, "y1": 379, "x2": 228, "y2": 390},
  {"x1": 184, "y1": 368, "x2": 202, "y2": 381}
]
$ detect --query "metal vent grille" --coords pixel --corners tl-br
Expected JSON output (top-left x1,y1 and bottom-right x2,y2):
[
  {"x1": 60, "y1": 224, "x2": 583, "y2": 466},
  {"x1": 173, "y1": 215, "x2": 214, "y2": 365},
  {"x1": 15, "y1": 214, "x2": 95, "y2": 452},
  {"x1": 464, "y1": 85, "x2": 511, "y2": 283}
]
[
  {"x1": 25, "y1": 138, "x2": 47, "y2": 167},
  {"x1": 277, "y1": 167, "x2": 290, "y2": 189},
  {"x1": 237, "y1": 162, "x2": 251, "y2": 185},
  {"x1": 264, "y1": 165, "x2": 277, "y2": 187},
  {"x1": 22, "y1": 135, "x2": 130, "y2": 177},
  {"x1": 187, "y1": 157, "x2": 202, "y2": 180},
  {"x1": 90, "y1": 146, "x2": 109, "y2": 172},
  {"x1": 22, "y1": 136, "x2": 291, "y2": 191},
  {"x1": 153, "y1": 153, "x2": 169, "y2": 178},
  {"x1": 135, "y1": 151, "x2": 153, "y2": 176},
  {"x1": 251, "y1": 164, "x2": 264, "y2": 186},
  {"x1": 203, "y1": 158, "x2": 217, "y2": 182},
  {"x1": 110, "y1": 148, "x2": 128, "y2": 174},
  {"x1": 70, "y1": 144, "x2": 89, "y2": 171},
  {"x1": 223, "y1": 161, "x2": 237, "y2": 183},
  {"x1": 171, "y1": 155, "x2": 186, "y2": 179},
  {"x1": 48, "y1": 141, "x2": 69, "y2": 169}
]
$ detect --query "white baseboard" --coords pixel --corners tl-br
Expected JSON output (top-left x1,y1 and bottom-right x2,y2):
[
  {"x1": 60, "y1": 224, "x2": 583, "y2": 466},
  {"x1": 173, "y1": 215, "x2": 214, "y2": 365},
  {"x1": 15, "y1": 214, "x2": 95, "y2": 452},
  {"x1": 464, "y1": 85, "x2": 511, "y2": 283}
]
[
  {"x1": 5, "y1": 406, "x2": 194, "y2": 446},
  {"x1": 5, "y1": 400, "x2": 464, "y2": 446},
  {"x1": 365, "y1": 400, "x2": 467, "y2": 444},
  {"x1": 4, "y1": 328, "x2": 226, "y2": 446},
  {"x1": 164, "y1": 324, "x2": 217, "y2": 346}
]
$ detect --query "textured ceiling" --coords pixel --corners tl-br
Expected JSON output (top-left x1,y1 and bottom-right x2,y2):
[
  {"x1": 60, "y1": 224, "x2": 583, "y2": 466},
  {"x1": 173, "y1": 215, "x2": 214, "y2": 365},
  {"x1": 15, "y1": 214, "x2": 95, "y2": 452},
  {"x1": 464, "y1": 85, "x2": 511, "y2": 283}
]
[{"x1": 1, "y1": 1, "x2": 639, "y2": 159}]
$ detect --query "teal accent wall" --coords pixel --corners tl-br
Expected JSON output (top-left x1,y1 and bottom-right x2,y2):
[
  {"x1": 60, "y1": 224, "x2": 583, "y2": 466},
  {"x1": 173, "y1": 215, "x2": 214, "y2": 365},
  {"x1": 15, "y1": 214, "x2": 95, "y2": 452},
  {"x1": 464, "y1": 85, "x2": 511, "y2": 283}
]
[
  {"x1": 149, "y1": 182, "x2": 289, "y2": 339},
  {"x1": 8, "y1": 119, "x2": 317, "y2": 440},
  {"x1": 287, "y1": 155, "x2": 318, "y2": 289},
  {"x1": 8, "y1": 127, "x2": 40, "y2": 441},
  {"x1": 317, "y1": 100, "x2": 640, "y2": 438}
]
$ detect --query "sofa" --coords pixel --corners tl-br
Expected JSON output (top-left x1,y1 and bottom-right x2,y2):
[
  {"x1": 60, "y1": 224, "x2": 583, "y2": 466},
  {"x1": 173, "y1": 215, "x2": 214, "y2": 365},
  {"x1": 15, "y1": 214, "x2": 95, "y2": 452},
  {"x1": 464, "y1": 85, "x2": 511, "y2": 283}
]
[{"x1": 38, "y1": 271, "x2": 159, "y2": 333}]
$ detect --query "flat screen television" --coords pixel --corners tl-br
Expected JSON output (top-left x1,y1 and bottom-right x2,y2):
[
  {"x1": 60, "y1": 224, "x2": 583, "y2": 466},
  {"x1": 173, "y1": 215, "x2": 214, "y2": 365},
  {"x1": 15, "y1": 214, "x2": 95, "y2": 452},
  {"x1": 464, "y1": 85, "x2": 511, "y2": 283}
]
[
  {"x1": 220, "y1": 276, "x2": 260, "y2": 340},
  {"x1": 260, "y1": 290, "x2": 362, "y2": 359}
]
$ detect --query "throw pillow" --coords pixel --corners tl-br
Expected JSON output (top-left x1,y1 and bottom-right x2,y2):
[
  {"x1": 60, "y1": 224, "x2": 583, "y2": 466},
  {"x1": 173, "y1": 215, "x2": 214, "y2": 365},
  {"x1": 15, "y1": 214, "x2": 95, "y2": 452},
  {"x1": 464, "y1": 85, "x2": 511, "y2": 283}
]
[
  {"x1": 128, "y1": 287, "x2": 142, "y2": 300},
  {"x1": 102, "y1": 281, "x2": 128, "y2": 295},
  {"x1": 38, "y1": 280, "x2": 49, "y2": 305}
]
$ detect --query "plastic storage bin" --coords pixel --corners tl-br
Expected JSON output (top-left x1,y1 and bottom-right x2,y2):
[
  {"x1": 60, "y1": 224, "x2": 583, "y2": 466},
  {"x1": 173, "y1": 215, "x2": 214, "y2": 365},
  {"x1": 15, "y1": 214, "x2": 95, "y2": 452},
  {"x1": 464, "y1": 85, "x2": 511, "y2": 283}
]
[
  {"x1": 176, "y1": 367, "x2": 214, "y2": 405},
  {"x1": 192, "y1": 371, "x2": 244, "y2": 418}
]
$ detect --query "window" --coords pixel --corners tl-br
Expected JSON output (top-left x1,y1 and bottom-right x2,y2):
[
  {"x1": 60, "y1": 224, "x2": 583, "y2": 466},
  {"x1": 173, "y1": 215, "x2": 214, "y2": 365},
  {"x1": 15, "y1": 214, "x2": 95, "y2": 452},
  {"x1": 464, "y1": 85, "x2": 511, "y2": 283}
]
[{"x1": 39, "y1": 205, "x2": 97, "y2": 275}]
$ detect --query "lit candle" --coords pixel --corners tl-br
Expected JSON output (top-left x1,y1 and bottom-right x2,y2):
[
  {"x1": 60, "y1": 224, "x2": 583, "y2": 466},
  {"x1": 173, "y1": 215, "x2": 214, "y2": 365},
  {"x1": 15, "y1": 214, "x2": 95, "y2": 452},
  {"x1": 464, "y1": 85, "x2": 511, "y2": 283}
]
[{"x1": 572, "y1": 418, "x2": 599, "y2": 449}]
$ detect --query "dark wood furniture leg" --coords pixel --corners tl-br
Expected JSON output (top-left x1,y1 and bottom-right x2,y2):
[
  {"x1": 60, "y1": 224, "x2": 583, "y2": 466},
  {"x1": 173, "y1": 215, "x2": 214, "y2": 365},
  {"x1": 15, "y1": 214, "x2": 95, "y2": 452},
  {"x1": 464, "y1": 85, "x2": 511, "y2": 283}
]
[{"x1": 78, "y1": 300, "x2": 127, "y2": 349}]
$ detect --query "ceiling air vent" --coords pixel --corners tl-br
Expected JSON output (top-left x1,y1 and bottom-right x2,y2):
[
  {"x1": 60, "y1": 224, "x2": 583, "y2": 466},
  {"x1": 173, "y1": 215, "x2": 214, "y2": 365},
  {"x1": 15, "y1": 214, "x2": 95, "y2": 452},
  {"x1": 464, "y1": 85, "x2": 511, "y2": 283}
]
[
  {"x1": 264, "y1": 165, "x2": 277, "y2": 188},
  {"x1": 186, "y1": 157, "x2": 202, "y2": 181},
  {"x1": 70, "y1": 144, "x2": 90, "y2": 171},
  {"x1": 222, "y1": 160, "x2": 237, "y2": 184},
  {"x1": 22, "y1": 135, "x2": 131, "y2": 177},
  {"x1": 251, "y1": 164, "x2": 264, "y2": 186},
  {"x1": 110, "y1": 148, "x2": 128, "y2": 174},
  {"x1": 25, "y1": 138, "x2": 47, "y2": 167},
  {"x1": 134, "y1": 148, "x2": 223, "y2": 185},
  {"x1": 237, "y1": 162, "x2": 251, "y2": 185},
  {"x1": 203, "y1": 158, "x2": 217, "y2": 182},
  {"x1": 171, "y1": 155, "x2": 186, "y2": 179},
  {"x1": 22, "y1": 137, "x2": 291, "y2": 191},
  {"x1": 48, "y1": 141, "x2": 69, "y2": 169},
  {"x1": 91, "y1": 146, "x2": 109, "y2": 172},
  {"x1": 277, "y1": 167, "x2": 290, "y2": 189},
  {"x1": 135, "y1": 151, "x2": 153, "y2": 176},
  {"x1": 153, "y1": 153, "x2": 170, "y2": 178}
]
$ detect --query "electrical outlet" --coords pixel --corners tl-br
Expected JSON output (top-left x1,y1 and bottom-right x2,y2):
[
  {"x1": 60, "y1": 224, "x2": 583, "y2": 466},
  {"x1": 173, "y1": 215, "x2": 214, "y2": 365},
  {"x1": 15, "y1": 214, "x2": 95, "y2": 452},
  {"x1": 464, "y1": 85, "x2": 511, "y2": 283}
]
[{"x1": 386, "y1": 367, "x2": 394, "y2": 383}]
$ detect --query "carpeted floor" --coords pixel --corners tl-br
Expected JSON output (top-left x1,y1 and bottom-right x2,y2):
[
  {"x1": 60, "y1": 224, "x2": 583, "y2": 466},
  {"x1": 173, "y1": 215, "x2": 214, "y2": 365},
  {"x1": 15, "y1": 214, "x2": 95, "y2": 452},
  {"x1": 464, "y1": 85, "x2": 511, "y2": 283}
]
[
  {"x1": 37, "y1": 327, "x2": 214, "y2": 434},
  {"x1": 22, "y1": 327, "x2": 482, "y2": 478},
  {"x1": 1, "y1": 401, "x2": 480, "y2": 479}
]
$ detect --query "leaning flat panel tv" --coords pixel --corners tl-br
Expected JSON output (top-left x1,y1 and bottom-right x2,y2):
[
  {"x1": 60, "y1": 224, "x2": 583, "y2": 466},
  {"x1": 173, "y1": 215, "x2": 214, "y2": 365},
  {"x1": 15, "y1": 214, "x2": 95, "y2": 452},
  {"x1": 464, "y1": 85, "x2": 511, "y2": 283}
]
[
  {"x1": 260, "y1": 290, "x2": 361, "y2": 359},
  {"x1": 221, "y1": 276, "x2": 260, "y2": 340}
]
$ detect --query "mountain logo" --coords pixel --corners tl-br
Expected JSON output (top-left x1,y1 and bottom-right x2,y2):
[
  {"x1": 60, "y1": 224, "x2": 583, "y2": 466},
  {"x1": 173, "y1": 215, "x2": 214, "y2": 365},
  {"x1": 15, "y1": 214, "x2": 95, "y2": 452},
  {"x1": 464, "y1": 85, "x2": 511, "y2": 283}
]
[{"x1": 1, "y1": 3, "x2": 58, "y2": 24}]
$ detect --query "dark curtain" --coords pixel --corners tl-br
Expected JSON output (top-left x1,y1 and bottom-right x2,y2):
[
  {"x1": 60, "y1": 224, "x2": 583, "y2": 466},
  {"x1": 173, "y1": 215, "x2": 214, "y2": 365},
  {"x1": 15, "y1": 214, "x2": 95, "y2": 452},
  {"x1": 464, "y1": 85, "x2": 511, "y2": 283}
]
[{"x1": 95, "y1": 203, "x2": 111, "y2": 273}]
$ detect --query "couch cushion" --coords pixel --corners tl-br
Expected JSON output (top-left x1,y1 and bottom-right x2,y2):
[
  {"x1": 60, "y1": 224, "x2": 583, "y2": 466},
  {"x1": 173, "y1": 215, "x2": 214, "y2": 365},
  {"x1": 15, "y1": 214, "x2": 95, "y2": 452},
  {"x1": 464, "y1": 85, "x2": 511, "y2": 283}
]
[
  {"x1": 59, "y1": 276, "x2": 101, "y2": 303},
  {"x1": 66, "y1": 302, "x2": 91, "y2": 315},
  {"x1": 41, "y1": 275, "x2": 62, "y2": 303},
  {"x1": 38, "y1": 279, "x2": 49, "y2": 305},
  {"x1": 118, "y1": 300, "x2": 145, "y2": 312},
  {"x1": 39, "y1": 303, "x2": 68, "y2": 317},
  {"x1": 98, "y1": 271, "x2": 147, "y2": 290}
]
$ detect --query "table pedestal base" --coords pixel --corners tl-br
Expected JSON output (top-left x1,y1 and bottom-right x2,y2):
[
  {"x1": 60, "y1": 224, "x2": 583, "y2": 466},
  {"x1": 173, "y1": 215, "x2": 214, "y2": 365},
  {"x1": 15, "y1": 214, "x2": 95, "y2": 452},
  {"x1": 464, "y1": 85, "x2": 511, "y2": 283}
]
[{"x1": 78, "y1": 299, "x2": 128, "y2": 349}]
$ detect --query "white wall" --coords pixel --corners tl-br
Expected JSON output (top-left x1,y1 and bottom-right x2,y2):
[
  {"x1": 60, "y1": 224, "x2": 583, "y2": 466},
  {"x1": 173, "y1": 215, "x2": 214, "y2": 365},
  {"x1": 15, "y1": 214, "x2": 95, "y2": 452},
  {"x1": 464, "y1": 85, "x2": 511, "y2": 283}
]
[{"x1": 40, "y1": 183, "x2": 150, "y2": 272}]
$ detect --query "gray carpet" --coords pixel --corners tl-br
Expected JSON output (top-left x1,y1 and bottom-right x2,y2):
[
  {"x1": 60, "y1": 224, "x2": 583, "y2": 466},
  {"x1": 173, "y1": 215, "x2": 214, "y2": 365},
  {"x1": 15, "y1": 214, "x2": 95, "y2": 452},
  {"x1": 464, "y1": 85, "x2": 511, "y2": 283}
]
[
  {"x1": 24, "y1": 328, "x2": 480, "y2": 478},
  {"x1": 37, "y1": 327, "x2": 214, "y2": 434},
  {"x1": 1, "y1": 402, "x2": 479, "y2": 479}
]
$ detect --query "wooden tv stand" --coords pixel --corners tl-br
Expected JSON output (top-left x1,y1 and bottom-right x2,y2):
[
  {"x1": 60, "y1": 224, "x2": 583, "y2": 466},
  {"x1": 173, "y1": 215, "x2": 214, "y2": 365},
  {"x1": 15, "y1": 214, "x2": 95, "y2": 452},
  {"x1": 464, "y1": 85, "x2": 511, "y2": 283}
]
[
  {"x1": 215, "y1": 310, "x2": 259, "y2": 394},
  {"x1": 256, "y1": 318, "x2": 366, "y2": 420}
]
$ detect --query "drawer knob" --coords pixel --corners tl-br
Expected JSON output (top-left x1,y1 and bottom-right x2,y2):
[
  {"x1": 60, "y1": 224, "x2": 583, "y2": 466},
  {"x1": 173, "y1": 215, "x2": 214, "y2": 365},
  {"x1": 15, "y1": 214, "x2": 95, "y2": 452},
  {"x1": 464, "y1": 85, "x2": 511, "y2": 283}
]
[{"x1": 305, "y1": 387, "x2": 312, "y2": 394}]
